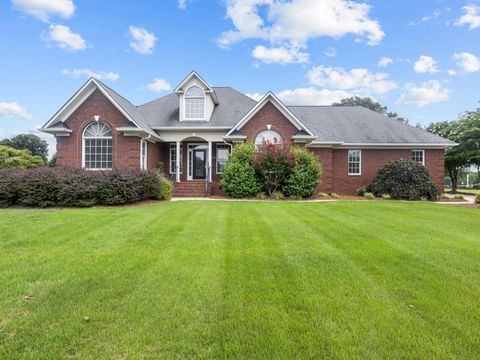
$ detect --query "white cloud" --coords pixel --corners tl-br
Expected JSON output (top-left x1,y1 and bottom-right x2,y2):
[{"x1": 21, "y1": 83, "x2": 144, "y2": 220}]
[
  {"x1": 44, "y1": 24, "x2": 86, "y2": 52},
  {"x1": 454, "y1": 5, "x2": 480, "y2": 30},
  {"x1": 61, "y1": 68, "x2": 120, "y2": 81},
  {"x1": 307, "y1": 65, "x2": 396, "y2": 94},
  {"x1": 324, "y1": 47, "x2": 336, "y2": 58},
  {"x1": 453, "y1": 52, "x2": 480, "y2": 72},
  {"x1": 377, "y1": 56, "x2": 393, "y2": 68},
  {"x1": 252, "y1": 45, "x2": 309, "y2": 64},
  {"x1": 217, "y1": 0, "x2": 384, "y2": 64},
  {"x1": 0, "y1": 102, "x2": 33, "y2": 120},
  {"x1": 413, "y1": 55, "x2": 439, "y2": 73},
  {"x1": 178, "y1": 0, "x2": 186, "y2": 9},
  {"x1": 408, "y1": 9, "x2": 443, "y2": 26},
  {"x1": 12, "y1": 0, "x2": 75, "y2": 22},
  {"x1": 146, "y1": 78, "x2": 172, "y2": 92},
  {"x1": 277, "y1": 87, "x2": 351, "y2": 105},
  {"x1": 396, "y1": 80, "x2": 449, "y2": 107},
  {"x1": 447, "y1": 69, "x2": 457, "y2": 76},
  {"x1": 128, "y1": 26, "x2": 157, "y2": 54}
]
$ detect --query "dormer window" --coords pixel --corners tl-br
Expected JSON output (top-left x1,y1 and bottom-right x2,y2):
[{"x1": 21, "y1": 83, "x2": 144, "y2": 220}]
[{"x1": 184, "y1": 86, "x2": 205, "y2": 120}]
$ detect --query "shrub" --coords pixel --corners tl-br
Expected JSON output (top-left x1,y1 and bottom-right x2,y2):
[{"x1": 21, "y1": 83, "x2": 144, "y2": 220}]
[
  {"x1": 475, "y1": 194, "x2": 480, "y2": 204},
  {"x1": 271, "y1": 191, "x2": 285, "y2": 200},
  {"x1": 454, "y1": 194, "x2": 464, "y2": 200},
  {"x1": 254, "y1": 142, "x2": 294, "y2": 196},
  {"x1": 440, "y1": 194, "x2": 450, "y2": 199},
  {"x1": 0, "y1": 145, "x2": 44, "y2": 169},
  {"x1": 382, "y1": 193, "x2": 391, "y2": 200},
  {"x1": 283, "y1": 147, "x2": 322, "y2": 198},
  {"x1": 356, "y1": 187, "x2": 367, "y2": 197},
  {"x1": 256, "y1": 192, "x2": 267, "y2": 200},
  {"x1": 367, "y1": 160, "x2": 439, "y2": 201},
  {"x1": 221, "y1": 143, "x2": 261, "y2": 198},
  {"x1": 330, "y1": 193, "x2": 339, "y2": 198},
  {"x1": 318, "y1": 192, "x2": 328, "y2": 198},
  {"x1": 0, "y1": 167, "x2": 161, "y2": 208},
  {"x1": 364, "y1": 192, "x2": 375, "y2": 200},
  {"x1": 159, "y1": 176, "x2": 173, "y2": 200},
  {"x1": 473, "y1": 184, "x2": 480, "y2": 190}
]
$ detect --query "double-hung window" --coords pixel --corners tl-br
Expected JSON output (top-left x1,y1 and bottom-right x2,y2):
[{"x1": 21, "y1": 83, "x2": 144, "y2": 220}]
[
  {"x1": 216, "y1": 144, "x2": 230, "y2": 174},
  {"x1": 348, "y1": 150, "x2": 361, "y2": 175},
  {"x1": 412, "y1": 150, "x2": 425, "y2": 165},
  {"x1": 169, "y1": 144, "x2": 183, "y2": 174}
]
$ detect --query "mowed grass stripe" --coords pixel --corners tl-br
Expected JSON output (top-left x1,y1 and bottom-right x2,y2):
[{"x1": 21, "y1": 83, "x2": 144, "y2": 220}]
[{"x1": 0, "y1": 201, "x2": 478, "y2": 359}]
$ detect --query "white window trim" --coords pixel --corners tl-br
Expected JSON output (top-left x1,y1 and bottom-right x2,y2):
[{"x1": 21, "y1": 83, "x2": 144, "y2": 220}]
[
  {"x1": 82, "y1": 122, "x2": 113, "y2": 171},
  {"x1": 140, "y1": 139, "x2": 148, "y2": 170},
  {"x1": 216, "y1": 144, "x2": 230, "y2": 174},
  {"x1": 348, "y1": 149, "x2": 362, "y2": 176},
  {"x1": 169, "y1": 143, "x2": 183, "y2": 174},
  {"x1": 412, "y1": 149, "x2": 425, "y2": 166},
  {"x1": 183, "y1": 85, "x2": 206, "y2": 121}
]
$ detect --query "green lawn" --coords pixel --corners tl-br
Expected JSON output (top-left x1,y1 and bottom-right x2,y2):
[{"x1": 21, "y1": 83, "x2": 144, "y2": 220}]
[{"x1": 0, "y1": 201, "x2": 479, "y2": 359}]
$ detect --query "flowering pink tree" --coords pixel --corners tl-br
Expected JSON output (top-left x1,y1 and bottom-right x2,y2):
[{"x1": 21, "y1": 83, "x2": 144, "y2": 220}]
[{"x1": 253, "y1": 140, "x2": 295, "y2": 195}]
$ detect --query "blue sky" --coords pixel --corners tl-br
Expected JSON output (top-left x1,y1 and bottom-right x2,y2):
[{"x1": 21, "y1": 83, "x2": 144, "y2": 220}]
[{"x1": 0, "y1": 0, "x2": 479, "y2": 155}]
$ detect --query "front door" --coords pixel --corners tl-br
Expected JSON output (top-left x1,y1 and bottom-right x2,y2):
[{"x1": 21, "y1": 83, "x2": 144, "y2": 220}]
[{"x1": 192, "y1": 149, "x2": 206, "y2": 180}]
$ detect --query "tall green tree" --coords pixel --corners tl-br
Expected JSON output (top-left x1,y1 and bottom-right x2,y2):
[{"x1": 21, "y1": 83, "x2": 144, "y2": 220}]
[
  {"x1": 0, "y1": 134, "x2": 48, "y2": 163},
  {"x1": 426, "y1": 120, "x2": 470, "y2": 192},
  {"x1": 333, "y1": 96, "x2": 408, "y2": 123},
  {"x1": 458, "y1": 106, "x2": 480, "y2": 182},
  {"x1": 0, "y1": 145, "x2": 44, "y2": 169}
]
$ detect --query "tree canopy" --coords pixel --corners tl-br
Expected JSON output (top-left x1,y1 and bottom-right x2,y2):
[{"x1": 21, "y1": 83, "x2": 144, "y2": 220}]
[
  {"x1": 0, "y1": 134, "x2": 48, "y2": 163},
  {"x1": 333, "y1": 96, "x2": 408, "y2": 123},
  {"x1": 0, "y1": 145, "x2": 45, "y2": 169},
  {"x1": 426, "y1": 105, "x2": 480, "y2": 191}
]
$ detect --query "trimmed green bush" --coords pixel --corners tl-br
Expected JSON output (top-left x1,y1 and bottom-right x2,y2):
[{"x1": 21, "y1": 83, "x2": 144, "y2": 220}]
[
  {"x1": 330, "y1": 193, "x2": 339, "y2": 198},
  {"x1": 283, "y1": 147, "x2": 322, "y2": 198},
  {"x1": 356, "y1": 187, "x2": 367, "y2": 196},
  {"x1": 475, "y1": 194, "x2": 480, "y2": 204},
  {"x1": 271, "y1": 191, "x2": 285, "y2": 200},
  {"x1": 159, "y1": 176, "x2": 173, "y2": 200},
  {"x1": 221, "y1": 143, "x2": 261, "y2": 198},
  {"x1": 364, "y1": 192, "x2": 375, "y2": 200},
  {"x1": 318, "y1": 192, "x2": 328, "y2": 198},
  {"x1": 367, "y1": 160, "x2": 439, "y2": 201},
  {"x1": 0, "y1": 167, "x2": 162, "y2": 208},
  {"x1": 382, "y1": 194, "x2": 391, "y2": 200}
]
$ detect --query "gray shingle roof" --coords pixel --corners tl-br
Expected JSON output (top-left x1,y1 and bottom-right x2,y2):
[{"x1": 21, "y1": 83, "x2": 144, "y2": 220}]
[
  {"x1": 45, "y1": 78, "x2": 454, "y2": 146},
  {"x1": 288, "y1": 106, "x2": 455, "y2": 145},
  {"x1": 138, "y1": 87, "x2": 256, "y2": 128}
]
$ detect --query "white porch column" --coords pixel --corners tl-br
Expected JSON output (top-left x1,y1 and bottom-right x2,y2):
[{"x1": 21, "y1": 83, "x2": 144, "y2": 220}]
[
  {"x1": 175, "y1": 141, "x2": 181, "y2": 183},
  {"x1": 208, "y1": 141, "x2": 212, "y2": 182}
]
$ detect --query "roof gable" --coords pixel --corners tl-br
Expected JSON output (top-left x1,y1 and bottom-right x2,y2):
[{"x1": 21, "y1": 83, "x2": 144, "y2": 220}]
[
  {"x1": 226, "y1": 92, "x2": 315, "y2": 137},
  {"x1": 42, "y1": 78, "x2": 141, "y2": 129}
]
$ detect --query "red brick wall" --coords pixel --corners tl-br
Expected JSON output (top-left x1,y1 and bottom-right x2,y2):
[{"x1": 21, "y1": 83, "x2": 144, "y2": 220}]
[
  {"x1": 329, "y1": 148, "x2": 444, "y2": 195},
  {"x1": 56, "y1": 89, "x2": 142, "y2": 169},
  {"x1": 241, "y1": 101, "x2": 298, "y2": 145}
]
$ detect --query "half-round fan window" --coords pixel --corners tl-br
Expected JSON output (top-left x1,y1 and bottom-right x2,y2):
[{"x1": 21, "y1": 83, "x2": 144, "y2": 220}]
[
  {"x1": 184, "y1": 86, "x2": 205, "y2": 120},
  {"x1": 255, "y1": 130, "x2": 283, "y2": 146},
  {"x1": 83, "y1": 122, "x2": 112, "y2": 170}
]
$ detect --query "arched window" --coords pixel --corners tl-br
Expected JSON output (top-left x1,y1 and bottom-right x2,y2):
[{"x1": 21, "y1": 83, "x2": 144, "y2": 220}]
[
  {"x1": 255, "y1": 130, "x2": 283, "y2": 147},
  {"x1": 184, "y1": 86, "x2": 205, "y2": 120},
  {"x1": 83, "y1": 122, "x2": 112, "y2": 170}
]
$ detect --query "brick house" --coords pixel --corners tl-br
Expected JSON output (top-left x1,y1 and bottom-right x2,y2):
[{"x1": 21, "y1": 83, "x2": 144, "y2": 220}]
[{"x1": 41, "y1": 71, "x2": 455, "y2": 196}]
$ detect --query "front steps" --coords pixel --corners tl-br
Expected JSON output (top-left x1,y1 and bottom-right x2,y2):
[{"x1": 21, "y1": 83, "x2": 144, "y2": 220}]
[{"x1": 173, "y1": 181, "x2": 209, "y2": 197}]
